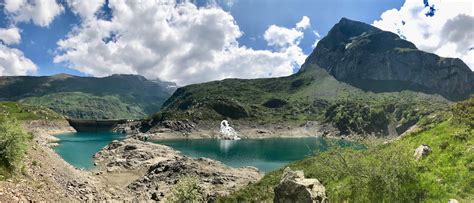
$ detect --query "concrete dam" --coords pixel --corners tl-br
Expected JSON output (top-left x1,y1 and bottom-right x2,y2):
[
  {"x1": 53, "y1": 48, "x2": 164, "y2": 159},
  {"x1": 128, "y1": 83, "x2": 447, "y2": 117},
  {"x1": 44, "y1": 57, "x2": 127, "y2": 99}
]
[{"x1": 66, "y1": 119, "x2": 127, "y2": 132}]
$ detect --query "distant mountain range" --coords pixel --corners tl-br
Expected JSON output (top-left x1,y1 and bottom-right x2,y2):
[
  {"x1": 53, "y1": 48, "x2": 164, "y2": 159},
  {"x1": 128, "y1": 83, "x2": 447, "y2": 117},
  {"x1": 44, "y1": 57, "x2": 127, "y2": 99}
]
[
  {"x1": 0, "y1": 74, "x2": 176, "y2": 119},
  {"x1": 156, "y1": 18, "x2": 473, "y2": 136}
]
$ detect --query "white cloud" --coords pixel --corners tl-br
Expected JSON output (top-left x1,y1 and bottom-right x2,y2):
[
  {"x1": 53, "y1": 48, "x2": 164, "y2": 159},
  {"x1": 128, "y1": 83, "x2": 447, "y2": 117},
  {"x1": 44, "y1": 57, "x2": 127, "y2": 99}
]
[
  {"x1": 66, "y1": 0, "x2": 106, "y2": 20},
  {"x1": 373, "y1": 0, "x2": 474, "y2": 70},
  {"x1": 4, "y1": 0, "x2": 64, "y2": 27},
  {"x1": 0, "y1": 27, "x2": 21, "y2": 45},
  {"x1": 311, "y1": 31, "x2": 321, "y2": 48},
  {"x1": 54, "y1": 1, "x2": 310, "y2": 85},
  {"x1": 263, "y1": 16, "x2": 310, "y2": 65},
  {"x1": 0, "y1": 44, "x2": 37, "y2": 76},
  {"x1": 296, "y1": 16, "x2": 311, "y2": 29}
]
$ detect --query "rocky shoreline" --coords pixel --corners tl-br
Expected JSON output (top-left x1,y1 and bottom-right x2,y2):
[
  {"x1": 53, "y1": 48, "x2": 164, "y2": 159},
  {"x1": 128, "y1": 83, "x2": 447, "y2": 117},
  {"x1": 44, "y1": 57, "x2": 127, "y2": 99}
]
[
  {"x1": 94, "y1": 138, "x2": 262, "y2": 201},
  {"x1": 0, "y1": 120, "x2": 106, "y2": 202},
  {"x1": 114, "y1": 119, "x2": 344, "y2": 141},
  {"x1": 1, "y1": 120, "x2": 264, "y2": 202}
]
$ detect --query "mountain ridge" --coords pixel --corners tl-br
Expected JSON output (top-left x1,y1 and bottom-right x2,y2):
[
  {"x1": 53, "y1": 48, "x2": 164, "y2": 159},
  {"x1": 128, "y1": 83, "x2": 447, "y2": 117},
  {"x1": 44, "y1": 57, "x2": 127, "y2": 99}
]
[
  {"x1": 151, "y1": 17, "x2": 473, "y2": 137},
  {"x1": 0, "y1": 74, "x2": 176, "y2": 119},
  {"x1": 303, "y1": 17, "x2": 473, "y2": 100}
]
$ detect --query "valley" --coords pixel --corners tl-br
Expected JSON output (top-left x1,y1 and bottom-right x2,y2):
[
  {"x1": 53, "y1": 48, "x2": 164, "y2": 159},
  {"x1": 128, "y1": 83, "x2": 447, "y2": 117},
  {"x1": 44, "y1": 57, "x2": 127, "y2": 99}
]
[{"x1": 0, "y1": 17, "x2": 472, "y2": 202}]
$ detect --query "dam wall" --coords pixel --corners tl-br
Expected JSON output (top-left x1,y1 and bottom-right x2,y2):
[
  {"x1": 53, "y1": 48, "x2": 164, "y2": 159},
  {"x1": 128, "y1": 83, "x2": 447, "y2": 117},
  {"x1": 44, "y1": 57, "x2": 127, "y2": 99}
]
[{"x1": 67, "y1": 119, "x2": 127, "y2": 132}]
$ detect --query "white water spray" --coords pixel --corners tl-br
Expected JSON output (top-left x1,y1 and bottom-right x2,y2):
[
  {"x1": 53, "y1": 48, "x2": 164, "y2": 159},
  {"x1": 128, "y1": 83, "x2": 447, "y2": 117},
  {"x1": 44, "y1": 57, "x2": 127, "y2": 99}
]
[{"x1": 219, "y1": 120, "x2": 240, "y2": 140}]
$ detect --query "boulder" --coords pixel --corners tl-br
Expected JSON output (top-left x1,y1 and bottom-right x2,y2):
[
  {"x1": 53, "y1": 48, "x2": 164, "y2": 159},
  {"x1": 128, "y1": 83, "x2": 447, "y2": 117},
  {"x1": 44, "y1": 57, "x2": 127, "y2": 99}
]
[
  {"x1": 274, "y1": 167, "x2": 328, "y2": 203},
  {"x1": 414, "y1": 144, "x2": 432, "y2": 160}
]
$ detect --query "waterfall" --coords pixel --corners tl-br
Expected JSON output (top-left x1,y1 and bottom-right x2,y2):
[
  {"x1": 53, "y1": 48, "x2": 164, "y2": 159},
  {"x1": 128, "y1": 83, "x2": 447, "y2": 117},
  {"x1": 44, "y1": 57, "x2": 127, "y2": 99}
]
[{"x1": 219, "y1": 120, "x2": 241, "y2": 140}]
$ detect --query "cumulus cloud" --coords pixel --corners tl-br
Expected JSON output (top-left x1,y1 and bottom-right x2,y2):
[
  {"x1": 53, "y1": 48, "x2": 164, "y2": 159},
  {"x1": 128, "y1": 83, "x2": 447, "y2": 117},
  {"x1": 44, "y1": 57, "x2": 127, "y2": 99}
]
[
  {"x1": 3, "y1": 0, "x2": 64, "y2": 27},
  {"x1": 54, "y1": 1, "x2": 311, "y2": 85},
  {"x1": 263, "y1": 16, "x2": 310, "y2": 66},
  {"x1": 66, "y1": 0, "x2": 106, "y2": 20},
  {"x1": 373, "y1": 0, "x2": 474, "y2": 70},
  {"x1": 0, "y1": 44, "x2": 37, "y2": 75},
  {"x1": 296, "y1": 16, "x2": 311, "y2": 29},
  {"x1": 0, "y1": 27, "x2": 21, "y2": 45}
]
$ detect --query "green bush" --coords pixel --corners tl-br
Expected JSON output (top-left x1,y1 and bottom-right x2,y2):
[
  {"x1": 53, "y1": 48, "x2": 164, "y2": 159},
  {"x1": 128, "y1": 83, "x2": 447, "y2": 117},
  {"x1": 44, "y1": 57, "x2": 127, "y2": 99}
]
[
  {"x1": 325, "y1": 101, "x2": 389, "y2": 135},
  {"x1": 0, "y1": 117, "x2": 31, "y2": 173},
  {"x1": 170, "y1": 176, "x2": 205, "y2": 203},
  {"x1": 452, "y1": 96, "x2": 473, "y2": 127},
  {"x1": 314, "y1": 148, "x2": 423, "y2": 202}
]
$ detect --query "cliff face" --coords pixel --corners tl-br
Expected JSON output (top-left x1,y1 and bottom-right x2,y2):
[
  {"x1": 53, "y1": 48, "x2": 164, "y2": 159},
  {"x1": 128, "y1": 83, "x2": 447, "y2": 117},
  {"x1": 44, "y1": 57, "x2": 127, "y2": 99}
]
[{"x1": 303, "y1": 18, "x2": 474, "y2": 100}]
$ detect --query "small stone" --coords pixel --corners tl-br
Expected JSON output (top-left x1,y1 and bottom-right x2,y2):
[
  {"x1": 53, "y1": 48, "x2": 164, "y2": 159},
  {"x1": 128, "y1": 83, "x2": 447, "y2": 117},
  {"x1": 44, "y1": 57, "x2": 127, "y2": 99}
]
[
  {"x1": 151, "y1": 192, "x2": 160, "y2": 201},
  {"x1": 414, "y1": 144, "x2": 432, "y2": 160}
]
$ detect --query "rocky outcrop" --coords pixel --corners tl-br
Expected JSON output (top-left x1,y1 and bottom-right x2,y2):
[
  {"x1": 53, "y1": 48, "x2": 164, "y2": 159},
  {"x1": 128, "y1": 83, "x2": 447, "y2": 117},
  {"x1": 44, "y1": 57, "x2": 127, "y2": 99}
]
[
  {"x1": 414, "y1": 144, "x2": 432, "y2": 160},
  {"x1": 94, "y1": 139, "x2": 181, "y2": 172},
  {"x1": 303, "y1": 18, "x2": 474, "y2": 101},
  {"x1": 263, "y1": 98, "x2": 288, "y2": 108},
  {"x1": 210, "y1": 98, "x2": 249, "y2": 119},
  {"x1": 94, "y1": 138, "x2": 262, "y2": 201},
  {"x1": 274, "y1": 167, "x2": 328, "y2": 203}
]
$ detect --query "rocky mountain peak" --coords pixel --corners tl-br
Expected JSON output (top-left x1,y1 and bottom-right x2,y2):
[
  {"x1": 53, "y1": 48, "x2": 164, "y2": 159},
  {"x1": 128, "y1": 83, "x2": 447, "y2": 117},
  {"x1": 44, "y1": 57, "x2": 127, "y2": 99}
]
[{"x1": 302, "y1": 18, "x2": 473, "y2": 101}]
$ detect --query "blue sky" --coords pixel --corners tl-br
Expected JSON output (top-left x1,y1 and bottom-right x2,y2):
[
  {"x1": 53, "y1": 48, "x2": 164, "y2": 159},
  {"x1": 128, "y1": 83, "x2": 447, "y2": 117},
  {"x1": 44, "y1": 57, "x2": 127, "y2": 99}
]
[
  {"x1": 0, "y1": 0, "x2": 402, "y2": 77},
  {"x1": 0, "y1": 0, "x2": 472, "y2": 84}
]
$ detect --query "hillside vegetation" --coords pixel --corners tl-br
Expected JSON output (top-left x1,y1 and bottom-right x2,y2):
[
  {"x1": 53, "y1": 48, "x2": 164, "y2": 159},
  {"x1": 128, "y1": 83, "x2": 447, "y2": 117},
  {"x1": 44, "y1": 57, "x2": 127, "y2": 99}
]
[
  {"x1": 0, "y1": 101, "x2": 63, "y2": 120},
  {"x1": 157, "y1": 65, "x2": 450, "y2": 136},
  {"x1": 219, "y1": 97, "x2": 474, "y2": 202},
  {"x1": 0, "y1": 117, "x2": 32, "y2": 180},
  {"x1": 0, "y1": 102, "x2": 63, "y2": 179},
  {"x1": 21, "y1": 92, "x2": 146, "y2": 119},
  {"x1": 154, "y1": 18, "x2": 473, "y2": 138},
  {"x1": 0, "y1": 74, "x2": 174, "y2": 119}
]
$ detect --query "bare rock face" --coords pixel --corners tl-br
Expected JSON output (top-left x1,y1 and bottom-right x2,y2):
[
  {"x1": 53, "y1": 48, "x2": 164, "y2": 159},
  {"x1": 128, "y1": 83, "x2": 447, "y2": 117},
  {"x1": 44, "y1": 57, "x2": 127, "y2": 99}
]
[
  {"x1": 303, "y1": 18, "x2": 473, "y2": 101},
  {"x1": 93, "y1": 139, "x2": 180, "y2": 172},
  {"x1": 414, "y1": 144, "x2": 432, "y2": 160},
  {"x1": 274, "y1": 167, "x2": 328, "y2": 203},
  {"x1": 94, "y1": 138, "x2": 262, "y2": 202}
]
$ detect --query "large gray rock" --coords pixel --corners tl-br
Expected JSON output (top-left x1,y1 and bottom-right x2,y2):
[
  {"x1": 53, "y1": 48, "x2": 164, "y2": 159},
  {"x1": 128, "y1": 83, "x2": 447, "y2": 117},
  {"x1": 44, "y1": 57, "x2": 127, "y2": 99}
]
[
  {"x1": 302, "y1": 18, "x2": 473, "y2": 101},
  {"x1": 414, "y1": 144, "x2": 432, "y2": 160},
  {"x1": 274, "y1": 167, "x2": 328, "y2": 203},
  {"x1": 94, "y1": 138, "x2": 262, "y2": 202}
]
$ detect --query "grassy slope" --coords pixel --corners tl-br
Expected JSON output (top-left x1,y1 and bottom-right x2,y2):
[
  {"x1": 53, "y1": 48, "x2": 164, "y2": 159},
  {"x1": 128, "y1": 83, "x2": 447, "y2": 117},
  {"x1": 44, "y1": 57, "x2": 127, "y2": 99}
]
[
  {"x1": 0, "y1": 74, "x2": 172, "y2": 120},
  {"x1": 218, "y1": 98, "x2": 473, "y2": 202},
  {"x1": 0, "y1": 101, "x2": 57, "y2": 179},
  {"x1": 21, "y1": 92, "x2": 147, "y2": 119},
  {"x1": 0, "y1": 101, "x2": 63, "y2": 120},
  {"x1": 158, "y1": 65, "x2": 450, "y2": 135}
]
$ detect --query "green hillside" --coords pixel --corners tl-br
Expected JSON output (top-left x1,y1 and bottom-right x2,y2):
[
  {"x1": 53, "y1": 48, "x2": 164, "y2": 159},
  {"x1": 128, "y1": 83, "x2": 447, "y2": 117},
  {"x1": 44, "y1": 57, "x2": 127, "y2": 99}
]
[
  {"x1": 219, "y1": 97, "x2": 474, "y2": 202},
  {"x1": 0, "y1": 74, "x2": 174, "y2": 119},
  {"x1": 21, "y1": 92, "x2": 146, "y2": 119},
  {"x1": 152, "y1": 18, "x2": 473, "y2": 137},
  {"x1": 157, "y1": 65, "x2": 450, "y2": 136},
  {"x1": 0, "y1": 101, "x2": 63, "y2": 120},
  {"x1": 0, "y1": 101, "x2": 63, "y2": 179}
]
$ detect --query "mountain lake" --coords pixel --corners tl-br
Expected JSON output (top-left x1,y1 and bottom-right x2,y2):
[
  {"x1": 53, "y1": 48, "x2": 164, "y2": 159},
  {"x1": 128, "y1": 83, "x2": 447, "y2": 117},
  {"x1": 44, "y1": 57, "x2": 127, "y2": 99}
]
[{"x1": 54, "y1": 132, "x2": 360, "y2": 172}]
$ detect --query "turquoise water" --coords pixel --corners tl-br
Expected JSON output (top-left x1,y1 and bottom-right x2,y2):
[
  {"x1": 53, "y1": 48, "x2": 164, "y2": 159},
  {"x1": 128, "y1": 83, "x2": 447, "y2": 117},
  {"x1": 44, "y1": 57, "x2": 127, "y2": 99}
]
[
  {"x1": 54, "y1": 132, "x2": 359, "y2": 172},
  {"x1": 155, "y1": 137, "x2": 358, "y2": 172},
  {"x1": 53, "y1": 132, "x2": 125, "y2": 169}
]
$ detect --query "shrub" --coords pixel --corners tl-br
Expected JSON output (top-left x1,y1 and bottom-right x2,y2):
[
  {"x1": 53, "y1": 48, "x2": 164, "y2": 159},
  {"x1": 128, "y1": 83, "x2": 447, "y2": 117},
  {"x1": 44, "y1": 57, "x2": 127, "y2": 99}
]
[
  {"x1": 451, "y1": 96, "x2": 474, "y2": 127},
  {"x1": 170, "y1": 176, "x2": 205, "y2": 203},
  {"x1": 0, "y1": 117, "x2": 31, "y2": 172},
  {"x1": 325, "y1": 101, "x2": 388, "y2": 135},
  {"x1": 313, "y1": 147, "x2": 423, "y2": 202}
]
